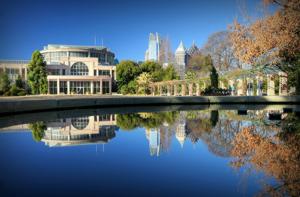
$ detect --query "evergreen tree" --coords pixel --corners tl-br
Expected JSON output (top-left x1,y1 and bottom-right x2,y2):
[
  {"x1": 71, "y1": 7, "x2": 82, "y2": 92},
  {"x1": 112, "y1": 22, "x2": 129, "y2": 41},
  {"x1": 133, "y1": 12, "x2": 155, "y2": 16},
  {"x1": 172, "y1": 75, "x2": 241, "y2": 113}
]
[
  {"x1": 0, "y1": 72, "x2": 10, "y2": 95},
  {"x1": 27, "y1": 50, "x2": 48, "y2": 94},
  {"x1": 210, "y1": 66, "x2": 219, "y2": 88}
]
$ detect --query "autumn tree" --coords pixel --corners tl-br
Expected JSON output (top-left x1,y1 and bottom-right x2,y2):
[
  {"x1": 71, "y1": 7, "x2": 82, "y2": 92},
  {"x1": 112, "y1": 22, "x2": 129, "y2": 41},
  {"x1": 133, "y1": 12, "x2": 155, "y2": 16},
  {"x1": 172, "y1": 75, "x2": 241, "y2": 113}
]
[
  {"x1": 136, "y1": 72, "x2": 153, "y2": 95},
  {"x1": 229, "y1": 0, "x2": 300, "y2": 92},
  {"x1": 202, "y1": 31, "x2": 241, "y2": 70}
]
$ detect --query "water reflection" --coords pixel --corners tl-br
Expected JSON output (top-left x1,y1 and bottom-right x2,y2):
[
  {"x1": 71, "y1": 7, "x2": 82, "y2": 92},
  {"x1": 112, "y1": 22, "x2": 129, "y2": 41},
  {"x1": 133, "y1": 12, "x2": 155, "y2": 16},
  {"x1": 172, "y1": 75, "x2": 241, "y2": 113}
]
[
  {"x1": 30, "y1": 114, "x2": 118, "y2": 147},
  {"x1": 0, "y1": 105, "x2": 299, "y2": 196}
]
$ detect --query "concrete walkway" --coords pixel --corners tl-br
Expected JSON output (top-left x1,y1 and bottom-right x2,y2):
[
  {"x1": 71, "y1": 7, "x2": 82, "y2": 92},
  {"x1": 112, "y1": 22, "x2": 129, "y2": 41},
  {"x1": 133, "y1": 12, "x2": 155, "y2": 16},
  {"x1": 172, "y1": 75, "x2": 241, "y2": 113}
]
[{"x1": 0, "y1": 95, "x2": 299, "y2": 115}]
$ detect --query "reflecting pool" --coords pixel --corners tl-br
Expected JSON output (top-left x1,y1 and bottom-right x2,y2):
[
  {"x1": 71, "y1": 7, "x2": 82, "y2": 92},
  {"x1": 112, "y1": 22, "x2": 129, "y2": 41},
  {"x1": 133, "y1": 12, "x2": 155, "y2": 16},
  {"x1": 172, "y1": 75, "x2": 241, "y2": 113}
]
[{"x1": 0, "y1": 105, "x2": 299, "y2": 197}]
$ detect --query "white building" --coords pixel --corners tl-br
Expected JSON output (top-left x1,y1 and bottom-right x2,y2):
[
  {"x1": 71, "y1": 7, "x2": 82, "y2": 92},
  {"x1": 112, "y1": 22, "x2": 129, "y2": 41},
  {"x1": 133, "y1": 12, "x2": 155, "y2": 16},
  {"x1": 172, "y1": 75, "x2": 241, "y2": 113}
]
[{"x1": 0, "y1": 44, "x2": 117, "y2": 95}]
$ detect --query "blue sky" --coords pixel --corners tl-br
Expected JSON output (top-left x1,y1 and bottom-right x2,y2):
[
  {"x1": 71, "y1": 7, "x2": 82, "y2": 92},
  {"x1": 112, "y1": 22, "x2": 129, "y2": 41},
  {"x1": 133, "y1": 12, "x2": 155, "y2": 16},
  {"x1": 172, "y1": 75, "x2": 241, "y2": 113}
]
[{"x1": 0, "y1": 0, "x2": 261, "y2": 61}]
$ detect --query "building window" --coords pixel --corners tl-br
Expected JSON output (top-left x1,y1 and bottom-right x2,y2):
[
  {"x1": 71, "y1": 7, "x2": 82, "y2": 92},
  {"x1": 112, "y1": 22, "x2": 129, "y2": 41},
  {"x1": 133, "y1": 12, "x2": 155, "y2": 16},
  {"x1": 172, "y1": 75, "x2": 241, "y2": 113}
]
[
  {"x1": 6, "y1": 68, "x2": 20, "y2": 82},
  {"x1": 98, "y1": 70, "x2": 110, "y2": 76},
  {"x1": 71, "y1": 117, "x2": 89, "y2": 130},
  {"x1": 94, "y1": 70, "x2": 97, "y2": 76},
  {"x1": 48, "y1": 69, "x2": 60, "y2": 75},
  {"x1": 99, "y1": 114, "x2": 111, "y2": 121},
  {"x1": 102, "y1": 81, "x2": 110, "y2": 94},
  {"x1": 93, "y1": 81, "x2": 101, "y2": 94},
  {"x1": 70, "y1": 81, "x2": 90, "y2": 94},
  {"x1": 70, "y1": 62, "x2": 89, "y2": 75},
  {"x1": 62, "y1": 69, "x2": 65, "y2": 75},
  {"x1": 60, "y1": 81, "x2": 67, "y2": 94},
  {"x1": 70, "y1": 52, "x2": 88, "y2": 58},
  {"x1": 49, "y1": 81, "x2": 57, "y2": 94}
]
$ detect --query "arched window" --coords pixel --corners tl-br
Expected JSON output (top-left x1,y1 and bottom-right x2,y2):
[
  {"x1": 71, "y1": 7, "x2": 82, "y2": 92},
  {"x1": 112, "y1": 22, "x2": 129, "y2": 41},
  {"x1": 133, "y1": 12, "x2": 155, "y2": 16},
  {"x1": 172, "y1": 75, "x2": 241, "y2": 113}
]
[
  {"x1": 71, "y1": 117, "x2": 89, "y2": 130},
  {"x1": 70, "y1": 62, "x2": 89, "y2": 75}
]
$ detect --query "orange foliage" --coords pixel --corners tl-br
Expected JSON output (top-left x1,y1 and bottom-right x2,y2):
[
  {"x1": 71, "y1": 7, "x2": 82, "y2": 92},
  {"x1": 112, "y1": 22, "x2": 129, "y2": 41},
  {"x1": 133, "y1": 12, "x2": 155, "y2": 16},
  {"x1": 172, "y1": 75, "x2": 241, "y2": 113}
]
[
  {"x1": 229, "y1": 0, "x2": 300, "y2": 65},
  {"x1": 230, "y1": 126, "x2": 300, "y2": 196}
]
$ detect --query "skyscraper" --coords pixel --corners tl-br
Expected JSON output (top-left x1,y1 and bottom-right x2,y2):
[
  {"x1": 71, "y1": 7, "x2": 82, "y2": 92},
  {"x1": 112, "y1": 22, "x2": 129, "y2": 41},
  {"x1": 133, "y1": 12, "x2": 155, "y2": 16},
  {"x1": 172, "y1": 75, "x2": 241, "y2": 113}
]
[
  {"x1": 145, "y1": 32, "x2": 161, "y2": 62},
  {"x1": 175, "y1": 41, "x2": 187, "y2": 79}
]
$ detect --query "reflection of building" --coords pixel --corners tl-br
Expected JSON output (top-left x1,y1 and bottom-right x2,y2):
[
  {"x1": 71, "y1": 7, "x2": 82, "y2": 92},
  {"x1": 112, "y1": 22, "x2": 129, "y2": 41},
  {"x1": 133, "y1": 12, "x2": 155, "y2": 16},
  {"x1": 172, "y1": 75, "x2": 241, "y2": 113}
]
[
  {"x1": 0, "y1": 44, "x2": 116, "y2": 95},
  {"x1": 42, "y1": 114, "x2": 118, "y2": 147},
  {"x1": 175, "y1": 112, "x2": 187, "y2": 147},
  {"x1": 146, "y1": 128, "x2": 161, "y2": 156}
]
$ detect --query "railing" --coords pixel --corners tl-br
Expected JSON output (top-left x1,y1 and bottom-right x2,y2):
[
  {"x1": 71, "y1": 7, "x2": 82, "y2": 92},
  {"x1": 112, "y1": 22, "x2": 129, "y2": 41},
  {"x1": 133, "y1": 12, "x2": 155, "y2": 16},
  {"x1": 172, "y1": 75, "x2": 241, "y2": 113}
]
[{"x1": 0, "y1": 60, "x2": 30, "y2": 64}]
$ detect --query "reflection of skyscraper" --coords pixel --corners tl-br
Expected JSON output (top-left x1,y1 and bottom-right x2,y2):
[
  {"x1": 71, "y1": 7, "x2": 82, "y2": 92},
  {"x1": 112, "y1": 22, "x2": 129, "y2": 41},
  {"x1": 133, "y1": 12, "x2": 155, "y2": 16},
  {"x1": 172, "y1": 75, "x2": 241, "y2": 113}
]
[
  {"x1": 147, "y1": 128, "x2": 161, "y2": 156},
  {"x1": 175, "y1": 112, "x2": 186, "y2": 148},
  {"x1": 176, "y1": 123, "x2": 186, "y2": 148}
]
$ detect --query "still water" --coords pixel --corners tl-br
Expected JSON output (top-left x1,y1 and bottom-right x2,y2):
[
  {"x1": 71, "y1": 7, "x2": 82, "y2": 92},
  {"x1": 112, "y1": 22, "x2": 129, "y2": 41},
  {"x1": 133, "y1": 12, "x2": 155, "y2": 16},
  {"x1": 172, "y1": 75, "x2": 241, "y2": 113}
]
[{"x1": 0, "y1": 105, "x2": 299, "y2": 197}]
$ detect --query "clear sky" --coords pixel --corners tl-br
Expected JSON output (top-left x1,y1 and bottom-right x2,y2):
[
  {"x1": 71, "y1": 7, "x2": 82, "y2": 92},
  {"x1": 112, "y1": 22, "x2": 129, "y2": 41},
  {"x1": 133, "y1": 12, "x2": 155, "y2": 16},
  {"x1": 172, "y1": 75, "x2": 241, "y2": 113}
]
[{"x1": 0, "y1": 0, "x2": 261, "y2": 61}]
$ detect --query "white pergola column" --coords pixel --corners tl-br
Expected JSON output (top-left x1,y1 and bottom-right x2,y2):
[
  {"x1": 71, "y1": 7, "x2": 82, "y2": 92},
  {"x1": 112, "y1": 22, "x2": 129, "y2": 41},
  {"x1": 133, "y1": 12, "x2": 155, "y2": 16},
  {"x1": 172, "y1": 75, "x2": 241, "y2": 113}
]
[
  {"x1": 188, "y1": 83, "x2": 193, "y2": 96},
  {"x1": 174, "y1": 84, "x2": 178, "y2": 96},
  {"x1": 267, "y1": 74, "x2": 275, "y2": 96},
  {"x1": 279, "y1": 72, "x2": 288, "y2": 95},
  {"x1": 196, "y1": 83, "x2": 200, "y2": 96},
  {"x1": 181, "y1": 84, "x2": 186, "y2": 96}
]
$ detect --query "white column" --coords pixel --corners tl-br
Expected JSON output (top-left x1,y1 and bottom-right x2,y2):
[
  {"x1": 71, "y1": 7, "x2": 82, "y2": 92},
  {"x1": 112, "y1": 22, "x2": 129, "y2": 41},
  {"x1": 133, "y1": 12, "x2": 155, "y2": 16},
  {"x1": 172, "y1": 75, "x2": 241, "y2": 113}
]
[
  {"x1": 279, "y1": 72, "x2": 288, "y2": 95},
  {"x1": 109, "y1": 79, "x2": 112, "y2": 94},
  {"x1": 188, "y1": 83, "x2": 193, "y2": 96},
  {"x1": 174, "y1": 85, "x2": 177, "y2": 96},
  {"x1": 196, "y1": 83, "x2": 200, "y2": 96},
  {"x1": 267, "y1": 74, "x2": 275, "y2": 96},
  {"x1": 100, "y1": 79, "x2": 103, "y2": 95},
  {"x1": 181, "y1": 84, "x2": 186, "y2": 96},
  {"x1": 67, "y1": 81, "x2": 70, "y2": 95},
  {"x1": 48, "y1": 80, "x2": 50, "y2": 94},
  {"x1": 57, "y1": 79, "x2": 60, "y2": 95},
  {"x1": 91, "y1": 81, "x2": 94, "y2": 94}
]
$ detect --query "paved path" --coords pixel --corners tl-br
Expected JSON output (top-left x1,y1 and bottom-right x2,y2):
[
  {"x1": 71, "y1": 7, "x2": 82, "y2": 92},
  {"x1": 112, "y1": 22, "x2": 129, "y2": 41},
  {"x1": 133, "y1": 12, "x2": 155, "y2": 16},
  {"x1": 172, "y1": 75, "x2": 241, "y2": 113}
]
[{"x1": 0, "y1": 95, "x2": 299, "y2": 115}]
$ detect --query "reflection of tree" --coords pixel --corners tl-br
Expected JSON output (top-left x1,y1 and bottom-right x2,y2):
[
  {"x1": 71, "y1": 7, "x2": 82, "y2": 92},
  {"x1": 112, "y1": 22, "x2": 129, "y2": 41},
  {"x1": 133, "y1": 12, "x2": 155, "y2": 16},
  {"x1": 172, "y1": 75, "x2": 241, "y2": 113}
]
[
  {"x1": 116, "y1": 114, "x2": 141, "y2": 131},
  {"x1": 29, "y1": 121, "x2": 47, "y2": 142},
  {"x1": 230, "y1": 126, "x2": 300, "y2": 197},
  {"x1": 210, "y1": 110, "x2": 219, "y2": 127},
  {"x1": 116, "y1": 111, "x2": 179, "y2": 131}
]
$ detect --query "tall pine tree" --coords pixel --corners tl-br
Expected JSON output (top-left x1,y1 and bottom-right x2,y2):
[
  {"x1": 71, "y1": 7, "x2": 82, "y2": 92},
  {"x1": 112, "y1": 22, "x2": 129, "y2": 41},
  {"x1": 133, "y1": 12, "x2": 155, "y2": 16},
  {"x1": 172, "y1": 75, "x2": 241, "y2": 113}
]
[
  {"x1": 27, "y1": 50, "x2": 48, "y2": 94},
  {"x1": 210, "y1": 66, "x2": 219, "y2": 89}
]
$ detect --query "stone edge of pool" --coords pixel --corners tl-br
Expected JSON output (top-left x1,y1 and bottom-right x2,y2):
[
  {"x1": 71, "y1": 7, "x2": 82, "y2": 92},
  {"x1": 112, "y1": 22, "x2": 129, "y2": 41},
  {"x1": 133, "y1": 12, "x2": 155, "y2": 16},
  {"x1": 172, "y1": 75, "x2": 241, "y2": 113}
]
[{"x1": 0, "y1": 95, "x2": 299, "y2": 115}]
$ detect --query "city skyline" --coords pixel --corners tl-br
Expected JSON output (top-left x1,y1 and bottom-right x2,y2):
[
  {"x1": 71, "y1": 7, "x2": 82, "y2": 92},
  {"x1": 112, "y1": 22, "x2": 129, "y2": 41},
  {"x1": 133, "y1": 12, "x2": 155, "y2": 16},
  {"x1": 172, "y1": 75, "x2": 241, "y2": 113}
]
[{"x1": 0, "y1": 0, "x2": 262, "y2": 62}]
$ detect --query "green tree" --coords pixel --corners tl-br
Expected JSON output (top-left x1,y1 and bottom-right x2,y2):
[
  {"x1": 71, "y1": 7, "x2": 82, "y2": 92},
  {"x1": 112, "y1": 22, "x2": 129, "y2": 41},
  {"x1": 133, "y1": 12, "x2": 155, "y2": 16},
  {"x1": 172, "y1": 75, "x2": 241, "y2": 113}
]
[
  {"x1": 116, "y1": 60, "x2": 141, "y2": 93},
  {"x1": 163, "y1": 64, "x2": 179, "y2": 81},
  {"x1": 29, "y1": 121, "x2": 46, "y2": 142},
  {"x1": 27, "y1": 50, "x2": 48, "y2": 94},
  {"x1": 210, "y1": 66, "x2": 219, "y2": 88},
  {"x1": 0, "y1": 72, "x2": 10, "y2": 95},
  {"x1": 9, "y1": 75, "x2": 26, "y2": 96},
  {"x1": 140, "y1": 61, "x2": 164, "y2": 81},
  {"x1": 185, "y1": 70, "x2": 197, "y2": 81},
  {"x1": 15, "y1": 75, "x2": 24, "y2": 89},
  {"x1": 136, "y1": 72, "x2": 153, "y2": 95}
]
